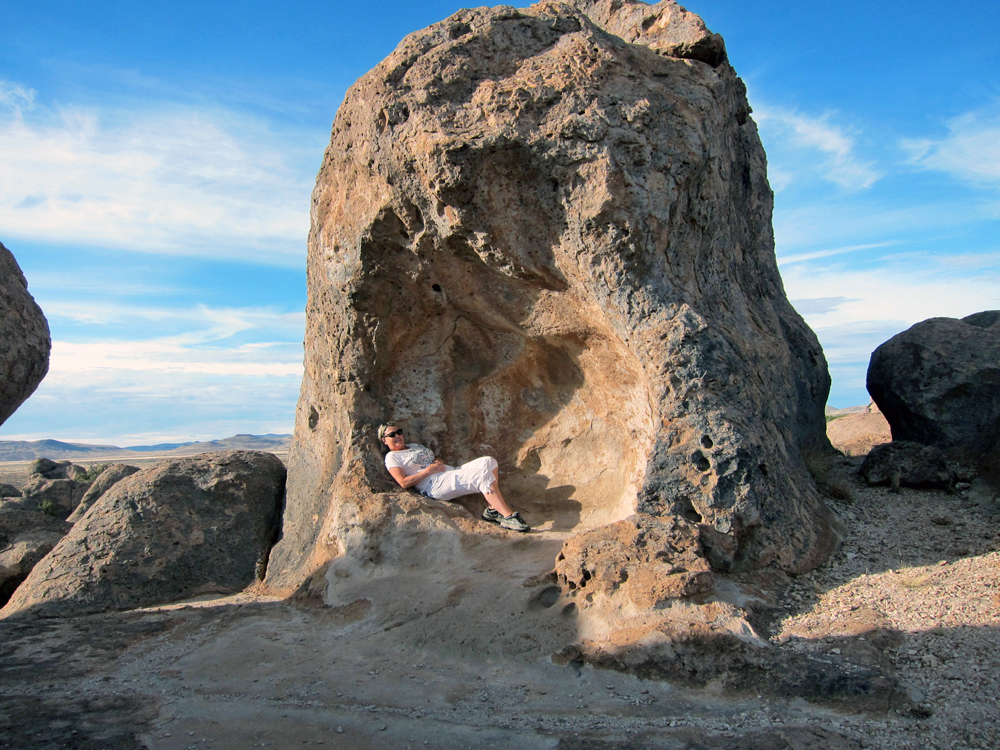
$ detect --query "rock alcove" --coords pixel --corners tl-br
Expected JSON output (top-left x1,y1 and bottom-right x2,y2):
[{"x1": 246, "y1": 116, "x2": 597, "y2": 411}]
[{"x1": 265, "y1": 1, "x2": 838, "y2": 621}]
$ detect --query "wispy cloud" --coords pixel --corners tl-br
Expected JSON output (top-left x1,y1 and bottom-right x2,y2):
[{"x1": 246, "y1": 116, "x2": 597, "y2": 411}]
[
  {"x1": 904, "y1": 107, "x2": 1000, "y2": 187},
  {"x1": 0, "y1": 79, "x2": 321, "y2": 264},
  {"x1": 0, "y1": 300, "x2": 304, "y2": 443},
  {"x1": 781, "y1": 254, "x2": 1000, "y2": 405},
  {"x1": 41, "y1": 300, "x2": 304, "y2": 340},
  {"x1": 753, "y1": 104, "x2": 882, "y2": 191},
  {"x1": 777, "y1": 240, "x2": 902, "y2": 265}
]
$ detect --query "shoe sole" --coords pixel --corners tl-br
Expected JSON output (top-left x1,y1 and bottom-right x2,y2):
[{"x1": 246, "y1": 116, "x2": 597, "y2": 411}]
[{"x1": 500, "y1": 523, "x2": 530, "y2": 532}]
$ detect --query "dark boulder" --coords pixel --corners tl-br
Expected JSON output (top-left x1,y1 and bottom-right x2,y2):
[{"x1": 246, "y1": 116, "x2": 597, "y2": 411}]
[
  {"x1": 0, "y1": 240, "x2": 50, "y2": 426},
  {"x1": 867, "y1": 312, "x2": 1000, "y2": 458},
  {"x1": 858, "y1": 441, "x2": 955, "y2": 491}
]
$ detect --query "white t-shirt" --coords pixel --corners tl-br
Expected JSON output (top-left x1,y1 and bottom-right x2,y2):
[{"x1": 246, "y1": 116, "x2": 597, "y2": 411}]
[{"x1": 385, "y1": 444, "x2": 451, "y2": 493}]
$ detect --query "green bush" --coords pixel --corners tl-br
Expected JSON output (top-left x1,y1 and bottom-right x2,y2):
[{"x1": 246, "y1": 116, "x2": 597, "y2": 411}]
[
  {"x1": 36, "y1": 499, "x2": 62, "y2": 516},
  {"x1": 78, "y1": 463, "x2": 109, "y2": 482}
]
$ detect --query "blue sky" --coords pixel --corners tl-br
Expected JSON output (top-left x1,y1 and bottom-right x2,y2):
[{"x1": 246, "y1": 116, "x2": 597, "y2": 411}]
[{"x1": 1, "y1": 1, "x2": 998, "y2": 444}]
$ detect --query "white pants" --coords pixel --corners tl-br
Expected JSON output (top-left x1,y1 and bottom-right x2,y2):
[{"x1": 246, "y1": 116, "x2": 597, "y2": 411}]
[{"x1": 419, "y1": 456, "x2": 498, "y2": 501}]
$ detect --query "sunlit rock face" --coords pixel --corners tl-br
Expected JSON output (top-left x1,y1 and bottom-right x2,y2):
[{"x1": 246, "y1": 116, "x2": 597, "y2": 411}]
[
  {"x1": 0, "y1": 240, "x2": 50, "y2": 427},
  {"x1": 265, "y1": 0, "x2": 836, "y2": 596}
]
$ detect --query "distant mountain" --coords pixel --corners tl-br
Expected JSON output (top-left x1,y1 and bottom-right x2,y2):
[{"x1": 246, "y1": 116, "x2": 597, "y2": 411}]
[{"x1": 0, "y1": 434, "x2": 292, "y2": 462}]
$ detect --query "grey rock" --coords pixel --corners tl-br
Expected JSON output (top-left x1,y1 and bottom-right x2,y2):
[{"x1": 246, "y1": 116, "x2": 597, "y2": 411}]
[
  {"x1": 66, "y1": 463, "x2": 140, "y2": 524},
  {"x1": 867, "y1": 311, "x2": 1000, "y2": 457},
  {"x1": 0, "y1": 530, "x2": 66, "y2": 605},
  {"x1": 858, "y1": 441, "x2": 955, "y2": 490},
  {"x1": 0, "y1": 484, "x2": 19, "y2": 498},
  {"x1": 0, "y1": 451, "x2": 286, "y2": 619},
  {"x1": 28, "y1": 458, "x2": 86, "y2": 481},
  {"x1": 0, "y1": 240, "x2": 50, "y2": 427},
  {"x1": 28, "y1": 457, "x2": 60, "y2": 476},
  {"x1": 0, "y1": 510, "x2": 73, "y2": 605},
  {"x1": 19, "y1": 477, "x2": 83, "y2": 516},
  {"x1": 267, "y1": 0, "x2": 836, "y2": 598}
]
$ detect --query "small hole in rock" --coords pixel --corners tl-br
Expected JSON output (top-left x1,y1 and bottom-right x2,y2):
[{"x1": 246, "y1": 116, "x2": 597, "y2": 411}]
[
  {"x1": 432, "y1": 283, "x2": 441, "y2": 293},
  {"x1": 701, "y1": 435, "x2": 714, "y2": 449},
  {"x1": 690, "y1": 450, "x2": 711, "y2": 473}
]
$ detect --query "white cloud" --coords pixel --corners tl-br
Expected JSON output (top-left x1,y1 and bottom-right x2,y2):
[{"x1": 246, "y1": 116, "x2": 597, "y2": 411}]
[
  {"x1": 781, "y1": 257, "x2": 1000, "y2": 339},
  {"x1": 904, "y1": 108, "x2": 1000, "y2": 186},
  {"x1": 753, "y1": 104, "x2": 882, "y2": 190},
  {"x1": 37, "y1": 300, "x2": 305, "y2": 380},
  {"x1": 0, "y1": 79, "x2": 320, "y2": 264},
  {"x1": 0, "y1": 300, "x2": 305, "y2": 443},
  {"x1": 778, "y1": 240, "x2": 901, "y2": 266},
  {"x1": 47, "y1": 339, "x2": 302, "y2": 380}
]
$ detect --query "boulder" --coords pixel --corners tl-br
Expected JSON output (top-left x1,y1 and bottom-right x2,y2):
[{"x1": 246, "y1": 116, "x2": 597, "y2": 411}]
[
  {"x1": 19, "y1": 477, "x2": 78, "y2": 514},
  {"x1": 858, "y1": 441, "x2": 955, "y2": 491},
  {"x1": 0, "y1": 240, "x2": 50, "y2": 426},
  {"x1": 66, "y1": 463, "x2": 141, "y2": 523},
  {"x1": 554, "y1": 514, "x2": 714, "y2": 608},
  {"x1": 266, "y1": 0, "x2": 836, "y2": 603},
  {"x1": 19, "y1": 460, "x2": 93, "y2": 516},
  {"x1": 0, "y1": 484, "x2": 19, "y2": 498},
  {"x1": 867, "y1": 311, "x2": 1000, "y2": 457},
  {"x1": 827, "y1": 410, "x2": 891, "y2": 457},
  {"x1": 0, "y1": 510, "x2": 73, "y2": 605},
  {"x1": 28, "y1": 458, "x2": 87, "y2": 481},
  {"x1": 0, "y1": 451, "x2": 286, "y2": 619}
]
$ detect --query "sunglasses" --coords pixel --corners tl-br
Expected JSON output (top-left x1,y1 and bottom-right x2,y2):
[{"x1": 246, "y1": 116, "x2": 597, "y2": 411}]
[{"x1": 384, "y1": 429, "x2": 404, "y2": 439}]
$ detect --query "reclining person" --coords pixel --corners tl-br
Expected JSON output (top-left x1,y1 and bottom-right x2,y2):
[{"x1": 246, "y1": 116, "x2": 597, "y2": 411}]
[{"x1": 378, "y1": 423, "x2": 530, "y2": 532}]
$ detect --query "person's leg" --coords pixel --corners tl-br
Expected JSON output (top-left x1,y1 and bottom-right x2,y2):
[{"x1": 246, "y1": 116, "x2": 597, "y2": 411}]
[{"x1": 483, "y1": 480, "x2": 513, "y2": 517}]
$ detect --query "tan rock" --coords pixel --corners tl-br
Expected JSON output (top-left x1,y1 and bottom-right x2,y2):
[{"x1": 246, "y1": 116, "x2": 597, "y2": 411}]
[
  {"x1": 827, "y1": 410, "x2": 891, "y2": 456},
  {"x1": 264, "y1": 4, "x2": 841, "y2": 685},
  {"x1": 554, "y1": 514, "x2": 714, "y2": 608}
]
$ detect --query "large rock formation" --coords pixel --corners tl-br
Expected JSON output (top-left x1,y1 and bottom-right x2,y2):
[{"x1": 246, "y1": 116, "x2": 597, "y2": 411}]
[
  {"x1": 66, "y1": 463, "x2": 140, "y2": 523},
  {"x1": 0, "y1": 510, "x2": 73, "y2": 605},
  {"x1": 827, "y1": 404, "x2": 891, "y2": 457},
  {"x1": 1, "y1": 451, "x2": 286, "y2": 619},
  {"x1": 858, "y1": 441, "x2": 955, "y2": 491},
  {"x1": 17, "y1": 459, "x2": 92, "y2": 516},
  {"x1": 0, "y1": 240, "x2": 50, "y2": 426},
  {"x1": 867, "y1": 311, "x2": 1000, "y2": 459},
  {"x1": 266, "y1": 0, "x2": 835, "y2": 636}
]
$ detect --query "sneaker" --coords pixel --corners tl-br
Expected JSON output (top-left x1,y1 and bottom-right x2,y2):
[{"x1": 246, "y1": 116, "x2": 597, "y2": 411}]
[
  {"x1": 481, "y1": 507, "x2": 502, "y2": 524},
  {"x1": 499, "y1": 511, "x2": 530, "y2": 532}
]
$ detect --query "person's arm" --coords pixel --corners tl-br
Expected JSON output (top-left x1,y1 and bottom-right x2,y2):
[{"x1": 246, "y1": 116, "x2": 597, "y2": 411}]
[{"x1": 388, "y1": 460, "x2": 447, "y2": 490}]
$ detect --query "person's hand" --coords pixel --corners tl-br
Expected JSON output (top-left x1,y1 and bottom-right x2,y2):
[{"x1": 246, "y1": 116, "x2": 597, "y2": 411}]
[{"x1": 426, "y1": 460, "x2": 447, "y2": 475}]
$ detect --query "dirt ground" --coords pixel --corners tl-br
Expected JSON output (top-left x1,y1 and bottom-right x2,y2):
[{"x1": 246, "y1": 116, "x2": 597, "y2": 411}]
[{"x1": 1, "y1": 455, "x2": 999, "y2": 750}]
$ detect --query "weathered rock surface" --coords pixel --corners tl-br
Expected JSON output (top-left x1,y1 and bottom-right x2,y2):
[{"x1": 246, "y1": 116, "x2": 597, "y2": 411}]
[
  {"x1": 267, "y1": 0, "x2": 836, "y2": 608},
  {"x1": 857, "y1": 441, "x2": 955, "y2": 491},
  {"x1": 66, "y1": 463, "x2": 140, "y2": 523},
  {"x1": 0, "y1": 510, "x2": 72, "y2": 605},
  {"x1": 0, "y1": 240, "x2": 50, "y2": 426},
  {"x1": 827, "y1": 409, "x2": 891, "y2": 457},
  {"x1": 0, "y1": 483, "x2": 19, "y2": 498},
  {"x1": 554, "y1": 514, "x2": 714, "y2": 607},
  {"x1": 867, "y1": 311, "x2": 1000, "y2": 457},
  {"x1": 1, "y1": 451, "x2": 286, "y2": 619},
  {"x1": 18, "y1": 459, "x2": 92, "y2": 515}
]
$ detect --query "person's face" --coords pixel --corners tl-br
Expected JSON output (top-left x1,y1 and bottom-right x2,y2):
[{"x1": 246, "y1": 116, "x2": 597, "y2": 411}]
[{"x1": 383, "y1": 426, "x2": 405, "y2": 451}]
